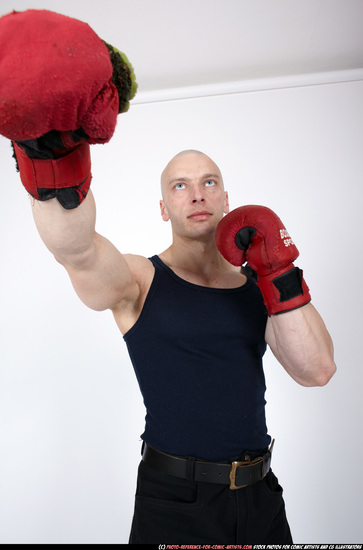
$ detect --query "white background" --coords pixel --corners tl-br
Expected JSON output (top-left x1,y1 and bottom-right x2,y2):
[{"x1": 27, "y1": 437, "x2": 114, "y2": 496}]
[{"x1": 1, "y1": 1, "x2": 363, "y2": 545}]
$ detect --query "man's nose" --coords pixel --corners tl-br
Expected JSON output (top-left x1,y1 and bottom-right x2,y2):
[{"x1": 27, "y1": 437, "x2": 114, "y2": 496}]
[{"x1": 191, "y1": 187, "x2": 205, "y2": 203}]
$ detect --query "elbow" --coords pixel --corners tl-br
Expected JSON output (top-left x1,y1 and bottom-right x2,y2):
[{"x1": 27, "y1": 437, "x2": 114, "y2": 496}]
[
  {"x1": 306, "y1": 337, "x2": 337, "y2": 387},
  {"x1": 308, "y1": 357, "x2": 337, "y2": 387},
  {"x1": 292, "y1": 351, "x2": 337, "y2": 387},
  {"x1": 319, "y1": 361, "x2": 337, "y2": 386}
]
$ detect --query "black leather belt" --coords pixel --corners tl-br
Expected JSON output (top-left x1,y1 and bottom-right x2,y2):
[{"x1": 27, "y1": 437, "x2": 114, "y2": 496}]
[{"x1": 142, "y1": 440, "x2": 274, "y2": 490}]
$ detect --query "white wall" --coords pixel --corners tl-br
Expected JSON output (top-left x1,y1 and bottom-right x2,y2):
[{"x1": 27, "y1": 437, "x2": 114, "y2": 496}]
[{"x1": 0, "y1": 78, "x2": 362, "y2": 544}]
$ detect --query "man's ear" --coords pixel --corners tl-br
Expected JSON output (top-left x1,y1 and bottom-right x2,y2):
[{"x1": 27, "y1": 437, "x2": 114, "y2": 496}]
[
  {"x1": 160, "y1": 200, "x2": 170, "y2": 222},
  {"x1": 224, "y1": 191, "x2": 230, "y2": 214}
]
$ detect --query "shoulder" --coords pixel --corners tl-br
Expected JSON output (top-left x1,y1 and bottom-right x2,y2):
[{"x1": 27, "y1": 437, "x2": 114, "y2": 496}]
[
  {"x1": 124, "y1": 253, "x2": 155, "y2": 273},
  {"x1": 122, "y1": 253, "x2": 155, "y2": 296}
]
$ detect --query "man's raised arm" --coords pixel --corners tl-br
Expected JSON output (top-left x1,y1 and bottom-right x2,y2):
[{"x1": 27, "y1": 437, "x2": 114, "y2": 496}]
[
  {"x1": 32, "y1": 191, "x2": 138, "y2": 313},
  {"x1": 0, "y1": 9, "x2": 139, "y2": 312}
]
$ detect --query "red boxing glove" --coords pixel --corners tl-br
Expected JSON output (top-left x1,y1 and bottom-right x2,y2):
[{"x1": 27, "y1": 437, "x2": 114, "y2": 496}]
[
  {"x1": 0, "y1": 9, "x2": 137, "y2": 209},
  {"x1": 0, "y1": 9, "x2": 137, "y2": 142},
  {"x1": 215, "y1": 205, "x2": 311, "y2": 315}
]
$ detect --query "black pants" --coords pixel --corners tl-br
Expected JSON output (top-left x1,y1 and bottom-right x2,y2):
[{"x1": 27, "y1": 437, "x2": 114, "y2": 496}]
[{"x1": 129, "y1": 460, "x2": 293, "y2": 544}]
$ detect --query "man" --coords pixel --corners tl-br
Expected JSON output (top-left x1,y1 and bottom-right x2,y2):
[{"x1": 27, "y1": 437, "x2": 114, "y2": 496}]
[
  {"x1": 1, "y1": 9, "x2": 336, "y2": 544},
  {"x1": 29, "y1": 150, "x2": 335, "y2": 544}
]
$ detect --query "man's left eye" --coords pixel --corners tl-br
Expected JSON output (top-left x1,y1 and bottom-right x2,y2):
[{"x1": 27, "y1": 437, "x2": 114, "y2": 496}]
[{"x1": 205, "y1": 180, "x2": 215, "y2": 187}]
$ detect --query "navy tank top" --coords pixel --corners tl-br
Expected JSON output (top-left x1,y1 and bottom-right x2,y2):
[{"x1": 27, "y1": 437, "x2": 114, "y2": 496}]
[{"x1": 123, "y1": 255, "x2": 271, "y2": 462}]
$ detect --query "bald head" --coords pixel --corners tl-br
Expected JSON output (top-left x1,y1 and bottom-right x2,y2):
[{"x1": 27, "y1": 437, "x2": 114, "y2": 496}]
[{"x1": 160, "y1": 150, "x2": 224, "y2": 198}]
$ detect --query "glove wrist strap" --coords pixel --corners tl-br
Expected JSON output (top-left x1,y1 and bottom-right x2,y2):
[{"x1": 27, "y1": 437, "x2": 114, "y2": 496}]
[
  {"x1": 13, "y1": 141, "x2": 91, "y2": 209},
  {"x1": 257, "y1": 265, "x2": 311, "y2": 315}
]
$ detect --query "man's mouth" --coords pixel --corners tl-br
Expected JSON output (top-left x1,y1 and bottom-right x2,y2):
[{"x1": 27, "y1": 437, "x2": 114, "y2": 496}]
[{"x1": 187, "y1": 211, "x2": 212, "y2": 221}]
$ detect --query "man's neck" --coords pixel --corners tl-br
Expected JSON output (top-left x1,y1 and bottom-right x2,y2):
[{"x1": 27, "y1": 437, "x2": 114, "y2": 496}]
[{"x1": 159, "y1": 235, "x2": 241, "y2": 287}]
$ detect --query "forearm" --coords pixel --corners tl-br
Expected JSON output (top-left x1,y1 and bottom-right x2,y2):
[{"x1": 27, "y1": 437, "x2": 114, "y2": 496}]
[
  {"x1": 265, "y1": 303, "x2": 336, "y2": 387},
  {"x1": 31, "y1": 190, "x2": 97, "y2": 266},
  {"x1": 216, "y1": 205, "x2": 336, "y2": 387}
]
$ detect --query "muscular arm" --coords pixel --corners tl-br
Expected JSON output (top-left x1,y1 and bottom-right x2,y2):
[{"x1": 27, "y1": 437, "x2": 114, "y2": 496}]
[
  {"x1": 216, "y1": 205, "x2": 337, "y2": 387},
  {"x1": 31, "y1": 190, "x2": 139, "y2": 312},
  {"x1": 265, "y1": 303, "x2": 336, "y2": 387}
]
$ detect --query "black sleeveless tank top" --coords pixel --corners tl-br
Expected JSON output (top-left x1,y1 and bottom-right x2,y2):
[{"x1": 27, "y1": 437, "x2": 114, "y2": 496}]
[{"x1": 123, "y1": 255, "x2": 270, "y2": 461}]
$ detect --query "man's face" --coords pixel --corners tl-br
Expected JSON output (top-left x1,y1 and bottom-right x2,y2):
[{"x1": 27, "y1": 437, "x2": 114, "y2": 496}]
[{"x1": 160, "y1": 152, "x2": 229, "y2": 240}]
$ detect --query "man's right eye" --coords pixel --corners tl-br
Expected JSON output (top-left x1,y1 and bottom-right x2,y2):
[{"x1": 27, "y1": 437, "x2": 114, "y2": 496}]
[{"x1": 175, "y1": 183, "x2": 186, "y2": 190}]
